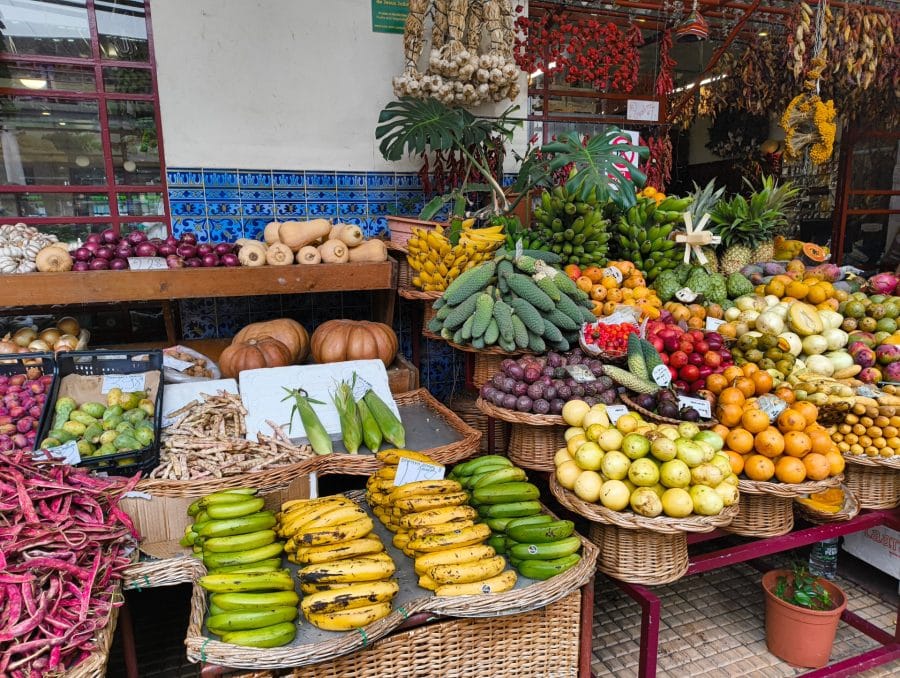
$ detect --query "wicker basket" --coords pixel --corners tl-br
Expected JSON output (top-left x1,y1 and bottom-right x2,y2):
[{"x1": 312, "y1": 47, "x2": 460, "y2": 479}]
[
  {"x1": 842, "y1": 454, "x2": 900, "y2": 509},
  {"x1": 123, "y1": 555, "x2": 204, "y2": 591},
  {"x1": 794, "y1": 484, "x2": 861, "y2": 524},
  {"x1": 477, "y1": 398, "x2": 565, "y2": 472},
  {"x1": 619, "y1": 392, "x2": 718, "y2": 430},
  {"x1": 550, "y1": 475, "x2": 737, "y2": 585},
  {"x1": 222, "y1": 591, "x2": 582, "y2": 678},
  {"x1": 449, "y1": 390, "x2": 508, "y2": 453},
  {"x1": 724, "y1": 475, "x2": 843, "y2": 537},
  {"x1": 64, "y1": 592, "x2": 121, "y2": 678}
]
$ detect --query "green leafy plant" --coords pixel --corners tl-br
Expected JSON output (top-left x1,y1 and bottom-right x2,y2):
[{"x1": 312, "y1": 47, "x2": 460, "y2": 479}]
[{"x1": 773, "y1": 563, "x2": 835, "y2": 611}]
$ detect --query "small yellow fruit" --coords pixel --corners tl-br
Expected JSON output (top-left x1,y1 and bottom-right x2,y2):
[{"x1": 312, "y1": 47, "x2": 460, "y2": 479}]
[
  {"x1": 573, "y1": 470, "x2": 604, "y2": 503},
  {"x1": 555, "y1": 461, "x2": 582, "y2": 490},
  {"x1": 598, "y1": 480, "x2": 630, "y2": 511}
]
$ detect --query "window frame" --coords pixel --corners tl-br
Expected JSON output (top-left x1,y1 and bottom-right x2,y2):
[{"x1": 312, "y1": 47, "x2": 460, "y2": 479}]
[{"x1": 0, "y1": 0, "x2": 169, "y2": 235}]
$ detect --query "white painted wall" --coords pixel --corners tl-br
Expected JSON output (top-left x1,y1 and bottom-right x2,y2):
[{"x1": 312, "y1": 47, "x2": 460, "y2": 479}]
[{"x1": 149, "y1": 0, "x2": 528, "y2": 171}]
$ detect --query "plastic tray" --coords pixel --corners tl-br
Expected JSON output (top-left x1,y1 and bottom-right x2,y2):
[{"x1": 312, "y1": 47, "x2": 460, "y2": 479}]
[
  {"x1": 39, "y1": 349, "x2": 164, "y2": 476},
  {"x1": 0, "y1": 351, "x2": 57, "y2": 452}
]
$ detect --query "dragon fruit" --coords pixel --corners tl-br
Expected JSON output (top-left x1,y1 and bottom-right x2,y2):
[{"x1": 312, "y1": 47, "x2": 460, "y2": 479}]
[
  {"x1": 876, "y1": 344, "x2": 900, "y2": 365},
  {"x1": 808, "y1": 263, "x2": 842, "y2": 282},
  {"x1": 869, "y1": 272, "x2": 899, "y2": 296},
  {"x1": 859, "y1": 366, "x2": 883, "y2": 384}
]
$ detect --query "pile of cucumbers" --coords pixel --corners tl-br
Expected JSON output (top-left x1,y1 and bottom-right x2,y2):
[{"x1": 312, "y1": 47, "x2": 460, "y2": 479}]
[{"x1": 449, "y1": 456, "x2": 583, "y2": 581}]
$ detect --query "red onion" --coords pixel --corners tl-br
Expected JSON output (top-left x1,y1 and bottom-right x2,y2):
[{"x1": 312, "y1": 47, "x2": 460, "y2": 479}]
[
  {"x1": 72, "y1": 261, "x2": 90, "y2": 272},
  {"x1": 89, "y1": 258, "x2": 109, "y2": 270},
  {"x1": 149, "y1": 237, "x2": 163, "y2": 246},
  {"x1": 201, "y1": 253, "x2": 219, "y2": 267},
  {"x1": 181, "y1": 233, "x2": 198, "y2": 245},
  {"x1": 83, "y1": 240, "x2": 100, "y2": 254},
  {"x1": 185, "y1": 257, "x2": 202, "y2": 268},
  {"x1": 73, "y1": 247, "x2": 92, "y2": 262},
  {"x1": 109, "y1": 258, "x2": 128, "y2": 270},
  {"x1": 100, "y1": 228, "x2": 119, "y2": 244},
  {"x1": 197, "y1": 243, "x2": 214, "y2": 256},
  {"x1": 134, "y1": 242, "x2": 157, "y2": 257},
  {"x1": 125, "y1": 230, "x2": 147, "y2": 245},
  {"x1": 166, "y1": 255, "x2": 185, "y2": 268},
  {"x1": 214, "y1": 243, "x2": 234, "y2": 255},
  {"x1": 95, "y1": 246, "x2": 113, "y2": 260},
  {"x1": 164, "y1": 236, "x2": 178, "y2": 247},
  {"x1": 86, "y1": 232, "x2": 102, "y2": 244},
  {"x1": 176, "y1": 244, "x2": 197, "y2": 259},
  {"x1": 114, "y1": 243, "x2": 133, "y2": 258},
  {"x1": 221, "y1": 253, "x2": 240, "y2": 267},
  {"x1": 157, "y1": 243, "x2": 176, "y2": 256}
]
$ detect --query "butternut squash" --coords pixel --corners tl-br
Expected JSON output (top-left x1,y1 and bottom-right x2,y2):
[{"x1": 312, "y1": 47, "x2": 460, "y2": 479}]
[
  {"x1": 238, "y1": 241, "x2": 267, "y2": 267},
  {"x1": 265, "y1": 242, "x2": 293, "y2": 266},
  {"x1": 318, "y1": 239, "x2": 349, "y2": 263},
  {"x1": 35, "y1": 246, "x2": 73, "y2": 272},
  {"x1": 348, "y1": 239, "x2": 388, "y2": 263},
  {"x1": 296, "y1": 245, "x2": 321, "y2": 264},
  {"x1": 335, "y1": 225, "x2": 365, "y2": 247},
  {"x1": 279, "y1": 219, "x2": 332, "y2": 252},
  {"x1": 263, "y1": 221, "x2": 281, "y2": 245}
]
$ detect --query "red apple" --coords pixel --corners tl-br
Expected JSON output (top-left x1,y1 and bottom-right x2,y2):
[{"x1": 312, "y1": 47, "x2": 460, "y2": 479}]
[
  {"x1": 688, "y1": 352, "x2": 704, "y2": 367},
  {"x1": 690, "y1": 379, "x2": 706, "y2": 393},
  {"x1": 680, "y1": 364, "x2": 700, "y2": 382},
  {"x1": 669, "y1": 351, "x2": 688, "y2": 369}
]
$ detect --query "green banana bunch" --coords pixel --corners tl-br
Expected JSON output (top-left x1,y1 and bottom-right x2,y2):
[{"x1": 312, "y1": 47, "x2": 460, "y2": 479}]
[
  {"x1": 611, "y1": 196, "x2": 684, "y2": 282},
  {"x1": 520, "y1": 185, "x2": 611, "y2": 267}
]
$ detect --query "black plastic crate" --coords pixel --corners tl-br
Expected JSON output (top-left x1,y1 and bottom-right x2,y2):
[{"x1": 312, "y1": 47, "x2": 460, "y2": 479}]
[
  {"x1": 39, "y1": 349, "x2": 163, "y2": 477},
  {"x1": 0, "y1": 352, "x2": 57, "y2": 453}
]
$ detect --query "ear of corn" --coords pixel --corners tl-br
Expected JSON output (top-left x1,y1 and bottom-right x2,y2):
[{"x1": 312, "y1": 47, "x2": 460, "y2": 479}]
[
  {"x1": 362, "y1": 389, "x2": 406, "y2": 448},
  {"x1": 282, "y1": 388, "x2": 333, "y2": 455},
  {"x1": 332, "y1": 380, "x2": 362, "y2": 454},
  {"x1": 356, "y1": 399, "x2": 382, "y2": 452}
]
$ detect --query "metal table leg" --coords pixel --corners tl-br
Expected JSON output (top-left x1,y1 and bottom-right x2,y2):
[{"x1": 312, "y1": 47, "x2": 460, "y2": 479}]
[{"x1": 118, "y1": 596, "x2": 139, "y2": 678}]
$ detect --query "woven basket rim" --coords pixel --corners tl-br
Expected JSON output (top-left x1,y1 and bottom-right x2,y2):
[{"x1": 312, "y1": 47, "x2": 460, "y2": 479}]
[
  {"x1": 398, "y1": 287, "x2": 443, "y2": 301},
  {"x1": 842, "y1": 453, "x2": 900, "y2": 469},
  {"x1": 549, "y1": 474, "x2": 738, "y2": 534},
  {"x1": 476, "y1": 396, "x2": 565, "y2": 426},
  {"x1": 619, "y1": 392, "x2": 718, "y2": 429},
  {"x1": 794, "y1": 484, "x2": 861, "y2": 524},
  {"x1": 183, "y1": 491, "x2": 599, "y2": 670},
  {"x1": 422, "y1": 330, "x2": 531, "y2": 355},
  {"x1": 123, "y1": 555, "x2": 203, "y2": 591},
  {"x1": 738, "y1": 474, "x2": 843, "y2": 497}
]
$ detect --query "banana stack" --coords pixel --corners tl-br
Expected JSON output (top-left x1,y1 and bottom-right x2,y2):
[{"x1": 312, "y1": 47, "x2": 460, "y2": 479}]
[
  {"x1": 184, "y1": 488, "x2": 297, "y2": 648},
  {"x1": 366, "y1": 448, "x2": 518, "y2": 596},
  {"x1": 278, "y1": 495, "x2": 399, "y2": 631},
  {"x1": 450, "y1": 456, "x2": 583, "y2": 581},
  {"x1": 407, "y1": 219, "x2": 505, "y2": 292}
]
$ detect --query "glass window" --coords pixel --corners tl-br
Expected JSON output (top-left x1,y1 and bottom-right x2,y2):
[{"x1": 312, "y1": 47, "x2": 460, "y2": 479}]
[
  {"x1": 0, "y1": 191, "x2": 109, "y2": 217},
  {"x1": 96, "y1": 0, "x2": 148, "y2": 61},
  {"x1": 117, "y1": 191, "x2": 162, "y2": 216},
  {"x1": 103, "y1": 66, "x2": 151, "y2": 94},
  {"x1": 0, "y1": 0, "x2": 91, "y2": 58},
  {"x1": 0, "y1": 62, "x2": 96, "y2": 91},
  {"x1": 106, "y1": 99, "x2": 159, "y2": 185}
]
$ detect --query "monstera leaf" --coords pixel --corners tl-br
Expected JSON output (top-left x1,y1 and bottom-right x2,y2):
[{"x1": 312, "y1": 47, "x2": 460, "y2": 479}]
[{"x1": 542, "y1": 130, "x2": 648, "y2": 209}]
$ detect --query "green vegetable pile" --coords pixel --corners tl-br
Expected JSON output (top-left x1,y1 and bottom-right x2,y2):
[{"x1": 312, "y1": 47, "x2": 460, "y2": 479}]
[{"x1": 652, "y1": 264, "x2": 751, "y2": 306}]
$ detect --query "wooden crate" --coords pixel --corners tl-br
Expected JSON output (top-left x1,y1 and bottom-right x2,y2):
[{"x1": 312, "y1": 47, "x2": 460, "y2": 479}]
[{"x1": 387, "y1": 352, "x2": 419, "y2": 394}]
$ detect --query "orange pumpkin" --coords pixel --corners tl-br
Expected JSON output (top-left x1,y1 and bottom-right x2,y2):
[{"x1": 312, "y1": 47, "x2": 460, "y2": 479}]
[
  {"x1": 310, "y1": 320, "x2": 398, "y2": 366},
  {"x1": 219, "y1": 336, "x2": 293, "y2": 378},
  {"x1": 233, "y1": 318, "x2": 309, "y2": 362}
]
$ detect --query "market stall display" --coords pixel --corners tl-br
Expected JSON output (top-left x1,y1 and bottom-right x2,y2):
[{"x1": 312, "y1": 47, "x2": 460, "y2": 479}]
[
  {"x1": 1, "y1": 316, "x2": 90, "y2": 355},
  {"x1": 0, "y1": 353, "x2": 55, "y2": 453}
]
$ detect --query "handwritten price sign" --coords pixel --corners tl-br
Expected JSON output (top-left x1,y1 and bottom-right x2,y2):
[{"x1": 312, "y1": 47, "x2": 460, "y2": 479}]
[{"x1": 393, "y1": 457, "x2": 445, "y2": 486}]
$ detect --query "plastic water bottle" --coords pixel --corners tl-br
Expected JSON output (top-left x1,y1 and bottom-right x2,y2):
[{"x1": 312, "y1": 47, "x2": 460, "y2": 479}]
[{"x1": 809, "y1": 538, "x2": 839, "y2": 579}]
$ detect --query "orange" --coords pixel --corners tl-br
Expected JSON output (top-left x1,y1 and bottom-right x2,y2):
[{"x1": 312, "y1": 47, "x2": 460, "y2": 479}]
[
  {"x1": 726, "y1": 428, "x2": 755, "y2": 455},
  {"x1": 716, "y1": 403, "x2": 744, "y2": 428},
  {"x1": 741, "y1": 363, "x2": 760, "y2": 377},
  {"x1": 775, "y1": 456, "x2": 807, "y2": 483},
  {"x1": 744, "y1": 455, "x2": 775, "y2": 481},
  {"x1": 755, "y1": 427, "x2": 785, "y2": 458},
  {"x1": 808, "y1": 428, "x2": 833, "y2": 455},
  {"x1": 802, "y1": 453, "x2": 831, "y2": 480},
  {"x1": 791, "y1": 401, "x2": 819, "y2": 427},
  {"x1": 576, "y1": 276, "x2": 593, "y2": 293},
  {"x1": 723, "y1": 366, "x2": 744, "y2": 383},
  {"x1": 783, "y1": 431, "x2": 812, "y2": 458},
  {"x1": 775, "y1": 386, "x2": 796, "y2": 404},
  {"x1": 824, "y1": 450, "x2": 846, "y2": 476},
  {"x1": 725, "y1": 450, "x2": 745, "y2": 474},
  {"x1": 706, "y1": 373, "x2": 728, "y2": 395},
  {"x1": 734, "y1": 377, "x2": 756, "y2": 399},
  {"x1": 718, "y1": 387, "x2": 746, "y2": 407},
  {"x1": 752, "y1": 371, "x2": 773, "y2": 396},
  {"x1": 712, "y1": 424, "x2": 731, "y2": 440},
  {"x1": 687, "y1": 317, "x2": 704, "y2": 330},
  {"x1": 777, "y1": 408, "x2": 807, "y2": 433},
  {"x1": 741, "y1": 409, "x2": 771, "y2": 434},
  {"x1": 806, "y1": 285, "x2": 828, "y2": 305}
]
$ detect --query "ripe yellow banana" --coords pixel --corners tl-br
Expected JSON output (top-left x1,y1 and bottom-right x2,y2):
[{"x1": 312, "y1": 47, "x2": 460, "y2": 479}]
[
  {"x1": 418, "y1": 573, "x2": 438, "y2": 591},
  {"x1": 199, "y1": 569, "x2": 294, "y2": 593},
  {"x1": 298, "y1": 554, "x2": 396, "y2": 584},
  {"x1": 429, "y1": 555, "x2": 507, "y2": 585},
  {"x1": 301, "y1": 505, "x2": 369, "y2": 531},
  {"x1": 291, "y1": 536, "x2": 384, "y2": 564},
  {"x1": 435, "y1": 569, "x2": 517, "y2": 597},
  {"x1": 376, "y1": 449, "x2": 437, "y2": 465},
  {"x1": 414, "y1": 544, "x2": 497, "y2": 576},
  {"x1": 366, "y1": 477, "x2": 395, "y2": 494},
  {"x1": 392, "y1": 532, "x2": 410, "y2": 550},
  {"x1": 408, "y1": 523, "x2": 491, "y2": 553},
  {"x1": 394, "y1": 491, "x2": 469, "y2": 514},
  {"x1": 374, "y1": 466, "x2": 397, "y2": 481},
  {"x1": 367, "y1": 490, "x2": 391, "y2": 507},
  {"x1": 388, "y1": 479, "x2": 463, "y2": 502},
  {"x1": 278, "y1": 498, "x2": 353, "y2": 537},
  {"x1": 305, "y1": 602, "x2": 392, "y2": 631},
  {"x1": 407, "y1": 519, "x2": 475, "y2": 542},
  {"x1": 301, "y1": 581, "x2": 343, "y2": 594},
  {"x1": 400, "y1": 505, "x2": 478, "y2": 529},
  {"x1": 301, "y1": 580, "x2": 399, "y2": 615},
  {"x1": 293, "y1": 515, "x2": 374, "y2": 548}
]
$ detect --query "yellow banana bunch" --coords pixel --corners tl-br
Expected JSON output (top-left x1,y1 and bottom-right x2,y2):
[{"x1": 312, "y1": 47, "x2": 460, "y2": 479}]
[{"x1": 407, "y1": 222, "x2": 505, "y2": 292}]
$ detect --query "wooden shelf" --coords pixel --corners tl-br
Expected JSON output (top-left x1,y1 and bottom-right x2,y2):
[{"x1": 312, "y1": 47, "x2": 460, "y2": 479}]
[{"x1": 0, "y1": 262, "x2": 397, "y2": 307}]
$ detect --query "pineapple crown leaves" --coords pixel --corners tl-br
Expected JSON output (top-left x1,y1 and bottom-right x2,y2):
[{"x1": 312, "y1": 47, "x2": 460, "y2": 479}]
[{"x1": 710, "y1": 175, "x2": 799, "y2": 249}]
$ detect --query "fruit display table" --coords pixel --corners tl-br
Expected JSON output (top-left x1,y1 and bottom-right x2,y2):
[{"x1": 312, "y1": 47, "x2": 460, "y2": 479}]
[
  {"x1": 0, "y1": 262, "x2": 397, "y2": 342},
  {"x1": 612, "y1": 508, "x2": 900, "y2": 678}
]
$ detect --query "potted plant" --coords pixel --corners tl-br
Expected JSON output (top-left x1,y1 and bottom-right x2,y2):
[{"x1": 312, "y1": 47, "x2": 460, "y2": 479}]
[
  {"x1": 375, "y1": 97, "x2": 520, "y2": 247},
  {"x1": 762, "y1": 563, "x2": 847, "y2": 668}
]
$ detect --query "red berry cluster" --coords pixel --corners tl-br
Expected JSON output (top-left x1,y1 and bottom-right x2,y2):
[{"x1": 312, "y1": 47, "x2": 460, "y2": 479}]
[{"x1": 583, "y1": 322, "x2": 639, "y2": 354}]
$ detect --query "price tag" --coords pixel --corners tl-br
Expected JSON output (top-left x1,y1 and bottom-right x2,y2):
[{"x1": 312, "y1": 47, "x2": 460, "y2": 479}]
[
  {"x1": 705, "y1": 317, "x2": 726, "y2": 332},
  {"x1": 127, "y1": 257, "x2": 167, "y2": 270},
  {"x1": 756, "y1": 394, "x2": 788, "y2": 423},
  {"x1": 603, "y1": 267, "x2": 623, "y2": 284},
  {"x1": 514, "y1": 239, "x2": 524, "y2": 259},
  {"x1": 351, "y1": 375, "x2": 373, "y2": 401},
  {"x1": 564, "y1": 364, "x2": 596, "y2": 383},
  {"x1": 606, "y1": 404, "x2": 629, "y2": 424},
  {"x1": 651, "y1": 364, "x2": 672, "y2": 387},
  {"x1": 393, "y1": 457, "x2": 445, "y2": 486},
  {"x1": 677, "y1": 395, "x2": 712, "y2": 419},
  {"x1": 39, "y1": 440, "x2": 81, "y2": 465},
  {"x1": 101, "y1": 373, "x2": 145, "y2": 394},
  {"x1": 163, "y1": 354, "x2": 194, "y2": 372}
]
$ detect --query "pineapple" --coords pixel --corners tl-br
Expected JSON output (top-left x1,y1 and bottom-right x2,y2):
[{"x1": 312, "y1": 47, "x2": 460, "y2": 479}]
[
  {"x1": 710, "y1": 175, "x2": 800, "y2": 275},
  {"x1": 687, "y1": 180, "x2": 726, "y2": 273}
]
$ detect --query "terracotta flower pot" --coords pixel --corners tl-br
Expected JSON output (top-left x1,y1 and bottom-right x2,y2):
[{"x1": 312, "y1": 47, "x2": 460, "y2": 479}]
[{"x1": 762, "y1": 569, "x2": 847, "y2": 669}]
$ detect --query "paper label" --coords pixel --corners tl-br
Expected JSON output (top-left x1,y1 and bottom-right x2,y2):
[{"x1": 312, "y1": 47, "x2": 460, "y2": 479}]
[
  {"x1": 705, "y1": 317, "x2": 726, "y2": 332},
  {"x1": 163, "y1": 354, "x2": 194, "y2": 372},
  {"x1": 123, "y1": 490, "x2": 152, "y2": 500},
  {"x1": 101, "y1": 373, "x2": 145, "y2": 394},
  {"x1": 626, "y1": 99, "x2": 660, "y2": 122},
  {"x1": 564, "y1": 364, "x2": 597, "y2": 383},
  {"x1": 597, "y1": 306, "x2": 640, "y2": 326},
  {"x1": 652, "y1": 364, "x2": 672, "y2": 387},
  {"x1": 352, "y1": 375, "x2": 374, "y2": 401},
  {"x1": 515, "y1": 239, "x2": 524, "y2": 259},
  {"x1": 757, "y1": 394, "x2": 788, "y2": 423},
  {"x1": 677, "y1": 395, "x2": 712, "y2": 419},
  {"x1": 127, "y1": 257, "x2": 167, "y2": 270},
  {"x1": 606, "y1": 404, "x2": 629, "y2": 424},
  {"x1": 40, "y1": 440, "x2": 81, "y2": 465},
  {"x1": 393, "y1": 457, "x2": 445, "y2": 486},
  {"x1": 603, "y1": 267, "x2": 623, "y2": 284}
]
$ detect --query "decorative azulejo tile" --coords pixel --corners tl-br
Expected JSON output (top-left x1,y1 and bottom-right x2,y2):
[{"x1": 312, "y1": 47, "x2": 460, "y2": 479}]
[
  {"x1": 169, "y1": 188, "x2": 205, "y2": 200},
  {"x1": 167, "y1": 169, "x2": 203, "y2": 186},
  {"x1": 241, "y1": 188, "x2": 273, "y2": 202},
  {"x1": 366, "y1": 190, "x2": 394, "y2": 202},
  {"x1": 241, "y1": 202, "x2": 274, "y2": 217},
  {"x1": 206, "y1": 201, "x2": 241, "y2": 217},
  {"x1": 239, "y1": 171, "x2": 272, "y2": 188},
  {"x1": 241, "y1": 218, "x2": 269, "y2": 240},
  {"x1": 204, "y1": 187, "x2": 239, "y2": 202},
  {"x1": 307, "y1": 189, "x2": 337, "y2": 202},
  {"x1": 337, "y1": 190, "x2": 366, "y2": 203},
  {"x1": 363, "y1": 217, "x2": 388, "y2": 237},
  {"x1": 272, "y1": 171, "x2": 305, "y2": 188},
  {"x1": 307, "y1": 202, "x2": 337, "y2": 218},
  {"x1": 367, "y1": 173, "x2": 395, "y2": 190},
  {"x1": 207, "y1": 217, "x2": 242, "y2": 242},
  {"x1": 202, "y1": 169, "x2": 239, "y2": 187},
  {"x1": 171, "y1": 217, "x2": 209, "y2": 242},
  {"x1": 273, "y1": 189, "x2": 305, "y2": 202},
  {"x1": 365, "y1": 200, "x2": 393, "y2": 216},
  {"x1": 215, "y1": 313, "x2": 247, "y2": 339},
  {"x1": 338, "y1": 201, "x2": 366, "y2": 217},
  {"x1": 395, "y1": 173, "x2": 422, "y2": 188},
  {"x1": 336, "y1": 172, "x2": 366, "y2": 189},
  {"x1": 341, "y1": 216, "x2": 364, "y2": 227},
  {"x1": 305, "y1": 172, "x2": 336, "y2": 189},
  {"x1": 170, "y1": 200, "x2": 205, "y2": 216},
  {"x1": 275, "y1": 202, "x2": 307, "y2": 218}
]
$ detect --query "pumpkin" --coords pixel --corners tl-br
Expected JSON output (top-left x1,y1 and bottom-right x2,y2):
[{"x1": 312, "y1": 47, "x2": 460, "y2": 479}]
[
  {"x1": 233, "y1": 318, "x2": 309, "y2": 362},
  {"x1": 310, "y1": 320, "x2": 398, "y2": 366},
  {"x1": 219, "y1": 336, "x2": 292, "y2": 378}
]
